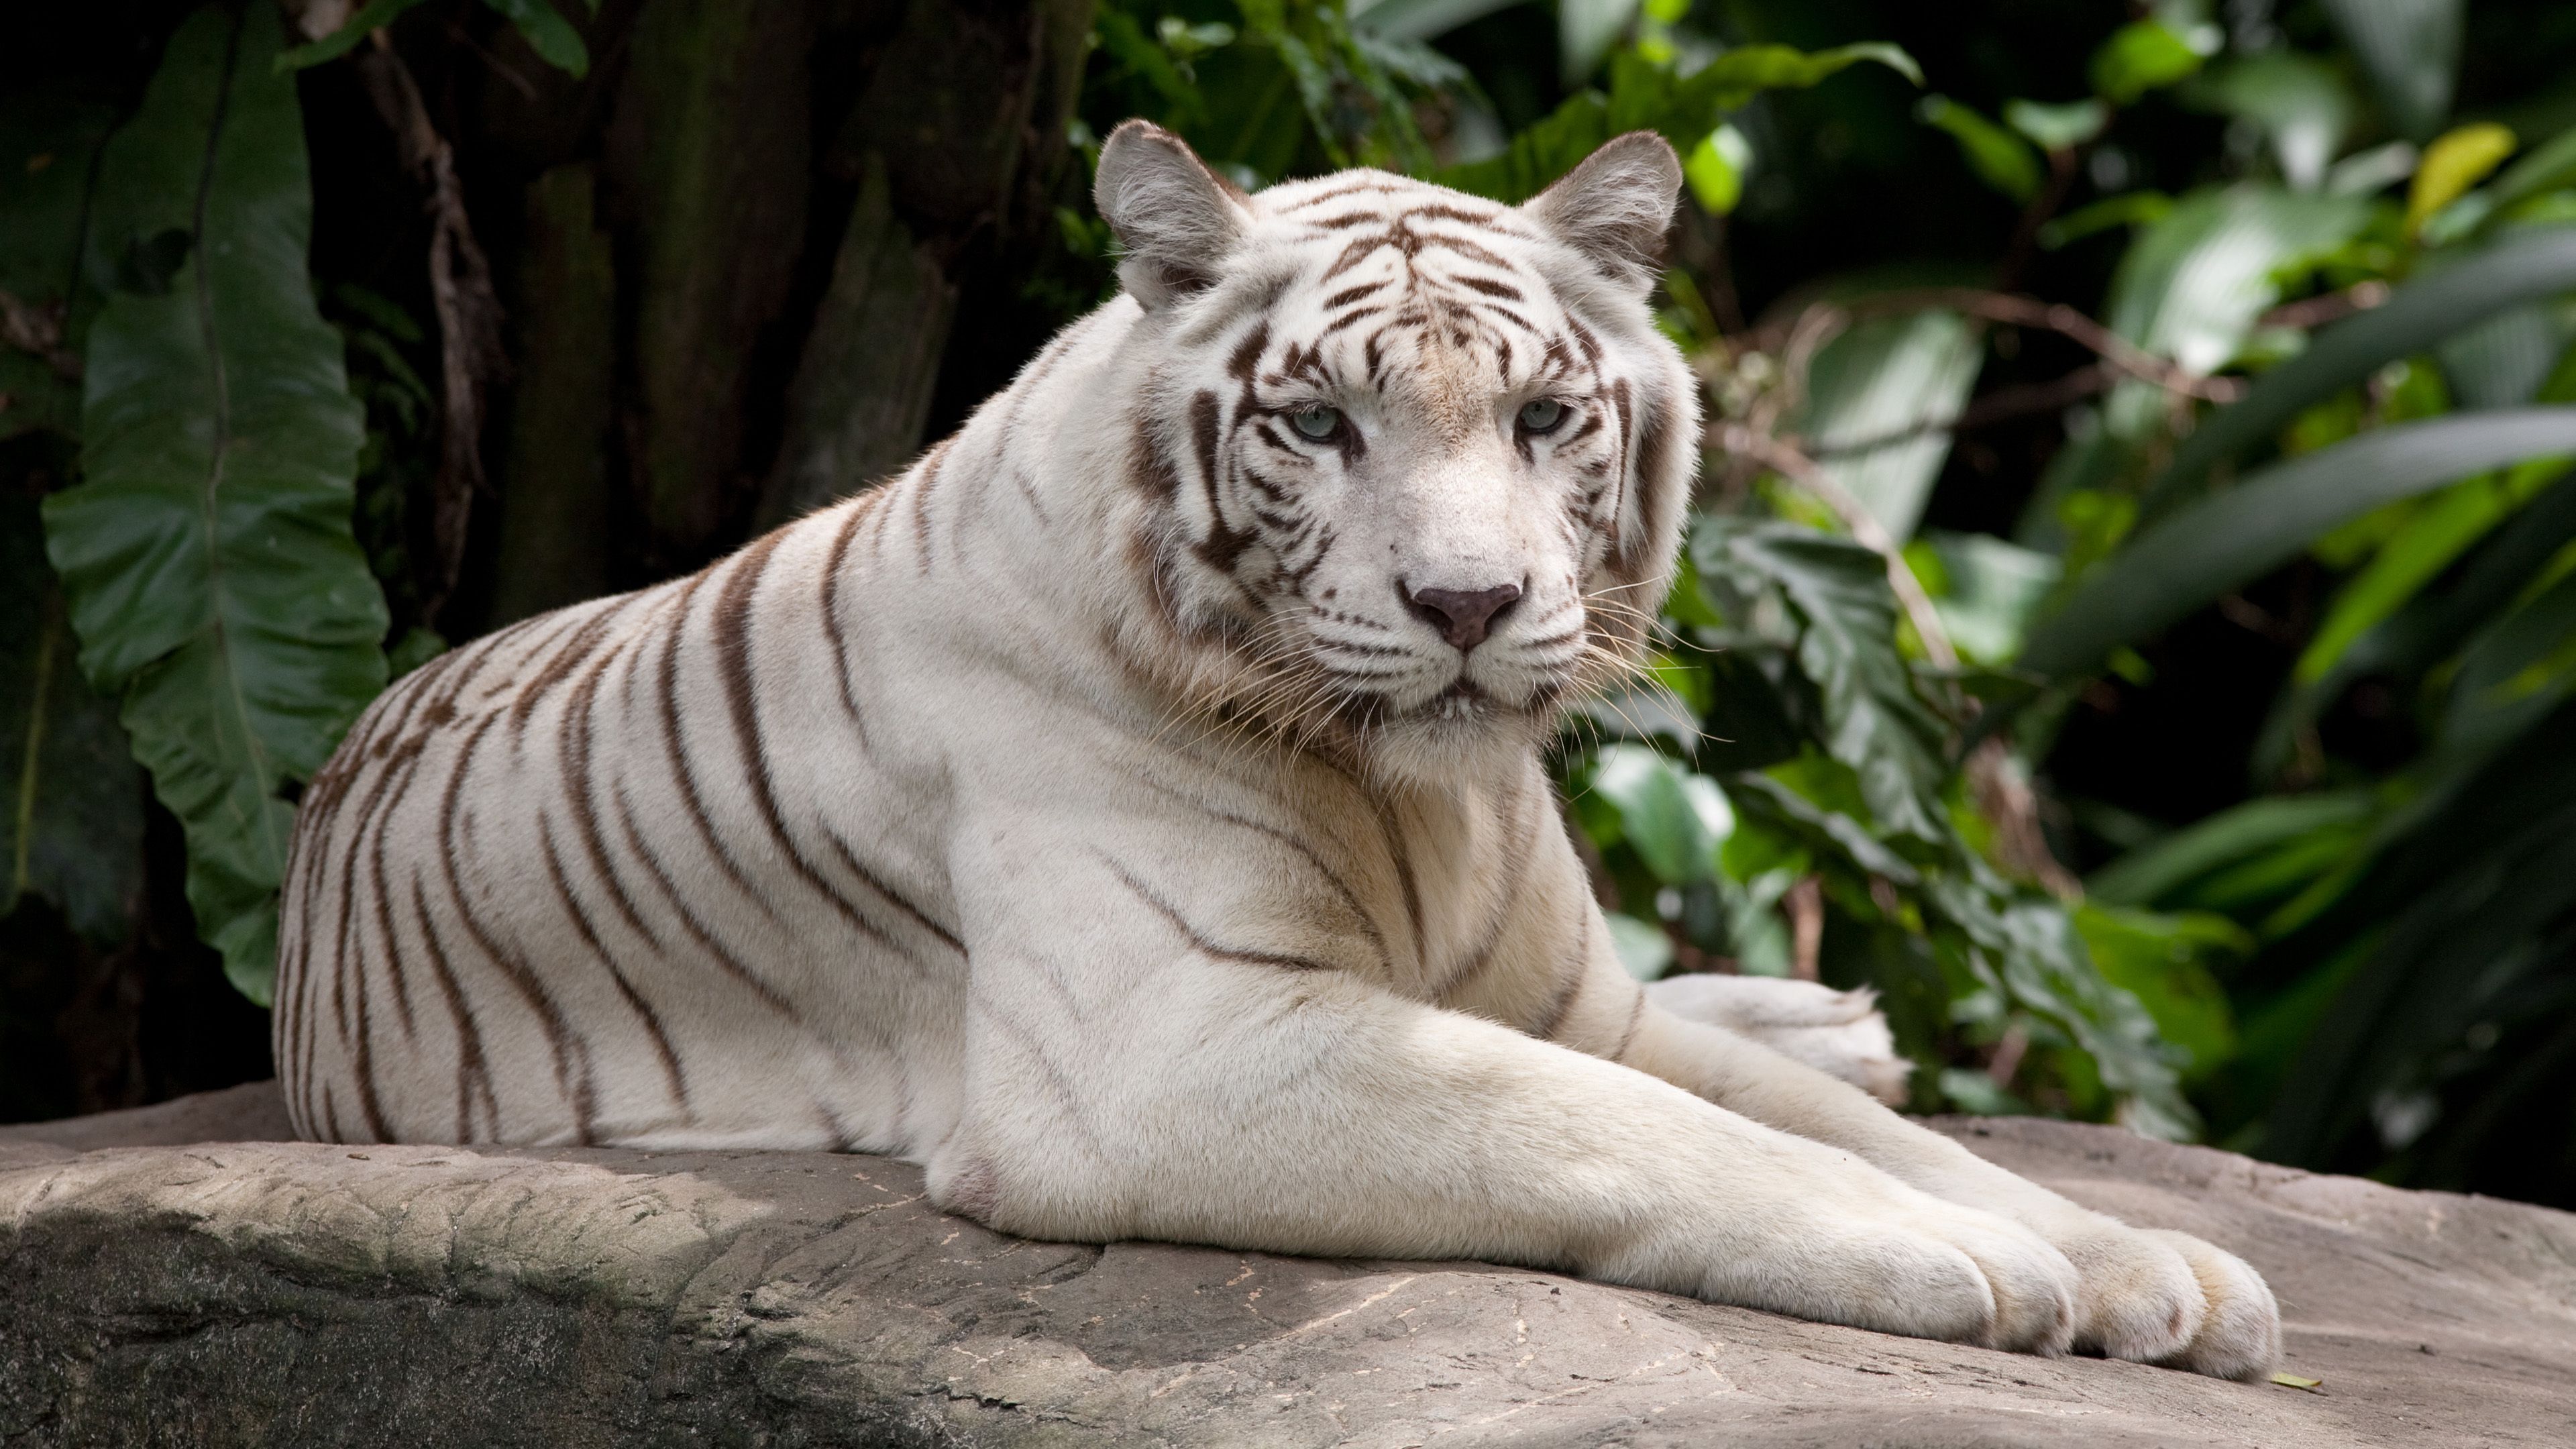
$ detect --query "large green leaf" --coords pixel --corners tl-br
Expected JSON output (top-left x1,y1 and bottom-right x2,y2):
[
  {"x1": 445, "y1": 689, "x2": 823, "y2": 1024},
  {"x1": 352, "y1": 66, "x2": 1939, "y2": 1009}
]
[
  {"x1": 2139, "y1": 225, "x2": 2576, "y2": 518},
  {"x1": 2253, "y1": 463, "x2": 2576, "y2": 776},
  {"x1": 2318, "y1": 0, "x2": 2463, "y2": 142},
  {"x1": 2021, "y1": 409, "x2": 2576, "y2": 674},
  {"x1": 1796, "y1": 310, "x2": 1984, "y2": 544},
  {"x1": 2102, "y1": 186, "x2": 2371, "y2": 379},
  {"x1": 1, "y1": 484, "x2": 144, "y2": 944},
  {"x1": 2182, "y1": 53, "x2": 2355, "y2": 191},
  {"x1": 43, "y1": 4, "x2": 389, "y2": 1004},
  {"x1": 1693, "y1": 521, "x2": 1951, "y2": 842},
  {"x1": 1589, "y1": 743, "x2": 1733, "y2": 886},
  {"x1": 2088, "y1": 792, "x2": 2377, "y2": 910}
]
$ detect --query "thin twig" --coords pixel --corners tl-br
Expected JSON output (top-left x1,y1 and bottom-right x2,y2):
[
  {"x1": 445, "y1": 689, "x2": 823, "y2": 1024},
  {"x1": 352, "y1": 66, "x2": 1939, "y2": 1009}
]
[
  {"x1": 1768, "y1": 287, "x2": 2244, "y2": 405},
  {"x1": 2258, "y1": 280, "x2": 2391, "y2": 332},
  {"x1": 1808, "y1": 362, "x2": 2112, "y2": 458},
  {"x1": 354, "y1": 29, "x2": 509, "y2": 627}
]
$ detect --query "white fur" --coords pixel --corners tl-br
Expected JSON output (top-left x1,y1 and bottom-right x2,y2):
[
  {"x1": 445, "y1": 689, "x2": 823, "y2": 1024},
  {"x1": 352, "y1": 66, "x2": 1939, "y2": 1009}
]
[{"x1": 276, "y1": 124, "x2": 2278, "y2": 1379}]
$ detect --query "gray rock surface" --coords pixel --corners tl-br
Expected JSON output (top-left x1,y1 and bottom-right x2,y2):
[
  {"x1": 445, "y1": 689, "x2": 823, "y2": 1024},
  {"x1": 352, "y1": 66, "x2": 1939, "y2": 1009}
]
[{"x1": 3, "y1": 1083, "x2": 2572, "y2": 1447}]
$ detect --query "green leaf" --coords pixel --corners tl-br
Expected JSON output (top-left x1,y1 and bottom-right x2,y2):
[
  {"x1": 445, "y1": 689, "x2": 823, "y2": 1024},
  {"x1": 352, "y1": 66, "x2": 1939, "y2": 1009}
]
[
  {"x1": 2255, "y1": 463, "x2": 2576, "y2": 780},
  {"x1": 1917, "y1": 95, "x2": 2041, "y2": 204},
  {"x1": 1559, "y1": 0, "x2": 1640, "y2": 87},
  {"x1": 1605, "y1": 911, "x2": 1675, "y2": 981},
  {"x1": 2293, "y1": 470, "x2": 2548, "y2": 684},
  {"x1": 2088, "y1": 792, "x2": 2377, "y2": 908},
  {"x1": 2138, "y1": 226, "x2": 2576, "y2": 518},
  {"x1": 2406, "y1": 122, "x2": 2516, "y2": 237},
  {"x1": 1346, "y1": 0, "x2": 1522, "y2": 43},
  {"x1": 1695, "y1": 523, "x2": 1952, "y2": 842},
  {"x1": 2103, "y1": 185, "x2": 2371, "y2": 378},
  {"x1": 2037, "y1": 191, "x2": 2174, "y2": 250},
  {"x1": 1795, "y1": 309, "x2": 1985, "y2": 543},
  {"x1": 2182, "y1": 53, "x2": 2355, "y2": 190},
  {"x1": 1590, "y1": 744, "x2": 1733, "y2": 885},
  {"x1": 2088, "y1": 19, "x2": 2215, "y2": 106},
  {"x1": 1682, "y1": 123, "x2": 1750, "y2": 215},
  {"x1": 2074, "y1": 903, "x2": 2246, "y2": 1081},
  {"x1": 2, "y1": 486, "x2": 144, "y2": 943},
  {"x1": 2023, "y1": 409, "x2": 2576, "y2": 675},
  {"x1": 2002, "y1": 97, "x2": 2108, "y2": 153},
  {"x1": 480, "y1": 0, "x2": 590, "y2": 77},
  {"x1": 1917, "y1": 531, "x2": 2061, "y2": 665},
  {"x1": 2318, "y1": 0, "x2": 2463, "y2": 142},
  {"x1": 44, "y1": 4, "x2": 390, "y2": 1004},
  {"x1": 2477, "y1": 124, "x2": 2576, "y2": 220}
]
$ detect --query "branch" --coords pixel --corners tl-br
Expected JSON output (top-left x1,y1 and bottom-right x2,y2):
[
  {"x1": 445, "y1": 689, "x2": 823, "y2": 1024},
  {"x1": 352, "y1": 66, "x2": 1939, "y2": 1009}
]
[
  {"x1": 1808, "y1": 362, "x2": 2113, "y2": 458},
  {"x1": 1820, "y1": 287, "x2": 2245, "y2": 405}
]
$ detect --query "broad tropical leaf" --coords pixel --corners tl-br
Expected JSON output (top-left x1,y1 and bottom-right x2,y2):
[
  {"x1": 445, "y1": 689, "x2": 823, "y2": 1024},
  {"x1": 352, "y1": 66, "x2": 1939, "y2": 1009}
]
[
  {"x1": 1, "y1": 486, "x2": 144, "y2": 943},
  {"x1": 44, "y1": 4, "x2": 389, "y2": 1004},
  {"x1": 2139, "y1": 225, "x2": 2576, "y2": 517},
  {"x1": 2022, "y1": 409, "x2": 2576, "y2": 674}
]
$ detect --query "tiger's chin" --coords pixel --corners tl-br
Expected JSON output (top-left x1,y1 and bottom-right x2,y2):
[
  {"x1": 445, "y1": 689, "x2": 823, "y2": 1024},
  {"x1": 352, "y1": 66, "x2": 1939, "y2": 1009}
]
[{"x1": 1348, "y1": 681, "x2": 1561, "y2": 790}]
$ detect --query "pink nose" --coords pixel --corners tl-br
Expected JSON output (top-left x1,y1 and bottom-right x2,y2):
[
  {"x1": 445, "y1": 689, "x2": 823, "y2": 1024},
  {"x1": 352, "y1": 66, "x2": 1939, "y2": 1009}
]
[{"x1": 1402, "y1": 582, "x2": 1522, "y2": 653}]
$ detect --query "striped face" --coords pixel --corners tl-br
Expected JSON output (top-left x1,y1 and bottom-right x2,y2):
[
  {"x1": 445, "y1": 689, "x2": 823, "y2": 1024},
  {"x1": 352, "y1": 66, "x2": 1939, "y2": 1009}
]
[{"x1": 1101, "y1": 125, "x2": 1699, "y2": 778}]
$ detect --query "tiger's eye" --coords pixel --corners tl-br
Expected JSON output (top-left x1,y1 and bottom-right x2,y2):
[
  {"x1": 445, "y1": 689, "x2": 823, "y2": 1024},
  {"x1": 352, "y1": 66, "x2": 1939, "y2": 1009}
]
[
  {"x1": 1518, "y1": 398, "x2": 1566, "y2": 433},
  {"x1": 1291, "y1": 405, "x2": 1343, "y2": 441}
]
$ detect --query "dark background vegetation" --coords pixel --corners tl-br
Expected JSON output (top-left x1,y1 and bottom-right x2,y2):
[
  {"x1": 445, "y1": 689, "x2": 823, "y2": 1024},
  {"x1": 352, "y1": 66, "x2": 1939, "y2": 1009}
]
[{"x1": 6, "y1": 0, "x2": 2575, "y2": 1208}]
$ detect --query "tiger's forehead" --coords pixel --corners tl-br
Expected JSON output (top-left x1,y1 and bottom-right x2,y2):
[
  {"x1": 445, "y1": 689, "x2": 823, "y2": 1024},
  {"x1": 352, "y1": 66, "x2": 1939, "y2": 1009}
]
[{"x1": 1224, "y1": 171, "x2": 1587, "y2": 417}]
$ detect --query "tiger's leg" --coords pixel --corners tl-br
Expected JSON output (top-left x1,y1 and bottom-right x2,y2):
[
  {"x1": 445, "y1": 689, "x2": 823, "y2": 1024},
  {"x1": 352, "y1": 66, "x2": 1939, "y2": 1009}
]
[
  {"x1": 1580, "y1": 943, "x2": 2280, "y2": 1379},
  {"x1": 928, "y1": 832, "x2": 2080, "y2": 1353}
]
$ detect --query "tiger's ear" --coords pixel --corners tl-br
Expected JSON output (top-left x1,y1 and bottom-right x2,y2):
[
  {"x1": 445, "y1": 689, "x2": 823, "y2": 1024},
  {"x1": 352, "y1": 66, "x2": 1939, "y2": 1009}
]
[
  {"x1": 1519, "y1": 131, "x2": 1682, "y2": 294},
  {"x1": 1093, "y1": 119, "x2": 1251, "y2": 312}
]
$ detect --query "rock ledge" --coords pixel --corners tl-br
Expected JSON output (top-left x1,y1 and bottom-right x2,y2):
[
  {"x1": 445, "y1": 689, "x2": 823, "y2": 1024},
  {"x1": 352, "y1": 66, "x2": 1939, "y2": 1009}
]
[{"x1": 3, "y1": 1083, "x2": 2573, "y2": 1448}]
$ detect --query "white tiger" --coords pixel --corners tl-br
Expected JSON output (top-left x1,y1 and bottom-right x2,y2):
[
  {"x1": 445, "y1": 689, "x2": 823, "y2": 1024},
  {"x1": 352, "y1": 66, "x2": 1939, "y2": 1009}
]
[{"x1": 276, "y1": 122, "x2": 2279, "y2": 1378}]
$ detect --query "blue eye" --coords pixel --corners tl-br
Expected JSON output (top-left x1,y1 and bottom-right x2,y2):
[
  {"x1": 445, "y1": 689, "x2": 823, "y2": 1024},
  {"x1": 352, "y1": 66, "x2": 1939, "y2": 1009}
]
[
  {"x1": 1518, "y1": 398, "x2": 1566, "y2": 433},
  {"x1": 1291, "y1": 405, "x2": 1344, "y2": 441}
]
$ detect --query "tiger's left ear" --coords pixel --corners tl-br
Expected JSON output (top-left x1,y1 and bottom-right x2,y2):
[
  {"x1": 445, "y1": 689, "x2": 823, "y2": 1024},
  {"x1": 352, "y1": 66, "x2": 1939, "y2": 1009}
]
[
  {"x1": 1094, "y1": 119, "x2": 1252, "y2": 312},
  {"x1": 1519, "y1": 132, "x2": 1682, "y2": 294}
]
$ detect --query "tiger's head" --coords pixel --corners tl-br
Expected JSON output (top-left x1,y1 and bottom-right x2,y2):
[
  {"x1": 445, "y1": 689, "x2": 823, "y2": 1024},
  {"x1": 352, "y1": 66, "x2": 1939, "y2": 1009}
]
[{"x1": 1095, "y1": 121, "x2": 1699, "y2": 786}]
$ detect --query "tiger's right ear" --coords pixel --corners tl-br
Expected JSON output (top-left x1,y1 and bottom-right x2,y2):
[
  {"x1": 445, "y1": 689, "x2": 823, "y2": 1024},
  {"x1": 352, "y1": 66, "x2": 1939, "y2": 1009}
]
[{"x1": 1093, "y1": 119, "x2": 1250, "y2": 312}]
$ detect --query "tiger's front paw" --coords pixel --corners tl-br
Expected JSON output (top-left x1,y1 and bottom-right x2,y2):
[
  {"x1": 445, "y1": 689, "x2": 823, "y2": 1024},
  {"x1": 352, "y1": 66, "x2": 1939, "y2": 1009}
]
[{"x1": 2046, "y1": 1218, "x2": 2280, "y2": 1379}]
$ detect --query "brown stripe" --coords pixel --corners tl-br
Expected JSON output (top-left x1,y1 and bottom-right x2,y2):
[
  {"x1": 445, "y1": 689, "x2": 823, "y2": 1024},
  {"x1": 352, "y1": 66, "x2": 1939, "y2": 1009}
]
[
  {"x1": 653, "y1": 568, "x2": 773, "y2": 913},
  {"x1": 1228, "y1": 320, "x2": 1270, "y2": 380},
  {"x1": 819, "y1": 496, "x2": 877, "y2": 747},
  {"x1": 611, "y1": 780, "x2": 802, "y2": 1018},
  {"x1": 710, "y1": 525, "x2": 922, "y2": 967},
  {"x1": 537, "y1": 812, "x2": 692, "y2": 1110},
  {"x1": 409, "y1": 873, "x2": 499, "y2": 1142},
  {"x1": 1532, "y1": 912, "x2": 1591, "y2": 1040},
  {"x1": 437, "y1": 711, "x2": 600, "y2": 1144},
  {"x1": 559, "y1": 634, "x2": 663, "y2": 953},
  {"x1": 1106, "y1": 857, "x2": 1332, "y2": 972},
  {"x1": 821, "y1": 827, "x2": 967, "y2": 957},
  {"x1": 1609, "y1": 983, "x2": 1648, "y2": 1062},
  {"x1": 1134, "y1": 775, "x2": 1388, "y2": 971}
]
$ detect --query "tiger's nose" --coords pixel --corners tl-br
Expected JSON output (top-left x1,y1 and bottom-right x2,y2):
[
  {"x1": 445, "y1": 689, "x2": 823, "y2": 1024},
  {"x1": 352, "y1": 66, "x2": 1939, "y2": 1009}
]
[{"x1": 1401, "y1": 581, "x2": 1522, "y2": 653}]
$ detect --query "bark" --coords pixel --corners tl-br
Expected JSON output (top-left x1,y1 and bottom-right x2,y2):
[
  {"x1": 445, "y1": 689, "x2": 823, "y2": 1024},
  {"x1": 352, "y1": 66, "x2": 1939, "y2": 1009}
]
[
  {"x1": 603, "y1": 0, "x2": 814, "y2": 566},
  {"x1": 488, "y1": 164, "x2": 617, "y2": 625}
]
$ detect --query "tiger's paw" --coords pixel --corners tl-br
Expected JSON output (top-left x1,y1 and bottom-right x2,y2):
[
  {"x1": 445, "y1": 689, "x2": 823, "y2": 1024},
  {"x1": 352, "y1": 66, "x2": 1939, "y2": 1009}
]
[
  {"x1": 1646, "y1": 973, "x2": 1912, "y2": 1104},
  {"x1": 2039, "y1": 1216, "x2": 2280, "y2": 1379}
]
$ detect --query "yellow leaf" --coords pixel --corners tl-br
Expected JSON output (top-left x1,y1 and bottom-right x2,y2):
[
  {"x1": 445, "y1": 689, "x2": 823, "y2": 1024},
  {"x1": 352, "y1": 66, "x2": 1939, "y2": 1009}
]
[
  {"x1": 2269, "y1": 1371, "x2": 2324, "y2": 1391},
  {"x1": 2408, "y1": 123, "x2": 2518, "y2": 238}
]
